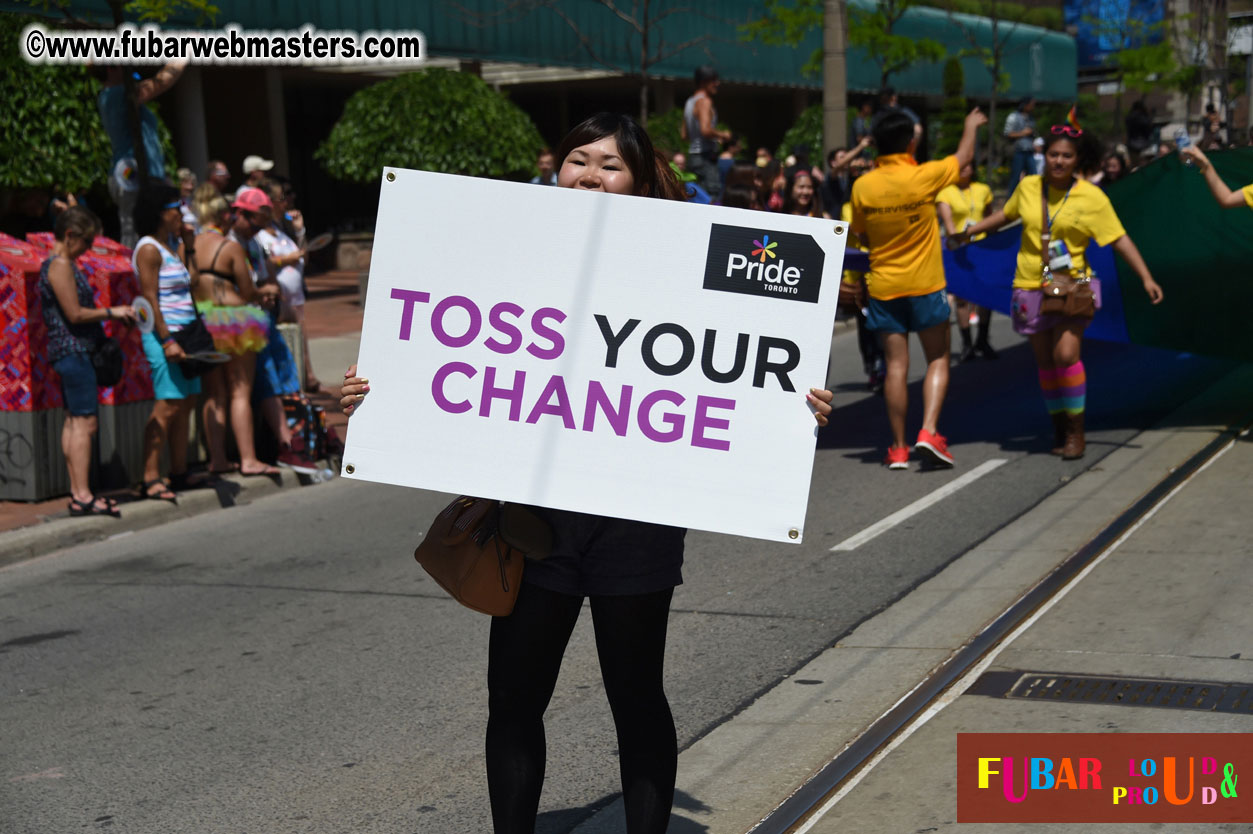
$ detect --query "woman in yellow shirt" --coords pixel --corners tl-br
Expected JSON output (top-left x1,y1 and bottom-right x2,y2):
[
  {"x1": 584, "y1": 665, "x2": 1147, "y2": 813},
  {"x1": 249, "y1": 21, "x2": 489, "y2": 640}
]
[
  {"x1": 937, "y1": 163, "x2": 996, "y2": 362},
  {"x1": 961, "y1": 126, "x2": 1163, "y2": 459}
]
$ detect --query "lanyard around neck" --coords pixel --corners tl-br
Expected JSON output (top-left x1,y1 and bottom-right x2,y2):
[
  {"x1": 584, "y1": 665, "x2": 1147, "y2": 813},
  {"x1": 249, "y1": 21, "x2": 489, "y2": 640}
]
[{"x1": 1044, "y1": 180, "x2": 1075, "y2": 236}]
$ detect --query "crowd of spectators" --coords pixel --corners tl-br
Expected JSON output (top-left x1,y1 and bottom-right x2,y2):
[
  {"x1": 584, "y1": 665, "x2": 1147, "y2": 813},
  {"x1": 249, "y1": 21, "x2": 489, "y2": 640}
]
[{"x1": 34, "y1": 154, "x2": 332, "y2": 516}]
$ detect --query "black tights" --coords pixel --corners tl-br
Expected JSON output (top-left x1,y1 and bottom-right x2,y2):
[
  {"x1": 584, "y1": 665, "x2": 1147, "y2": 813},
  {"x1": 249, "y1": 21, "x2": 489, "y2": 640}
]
[{"x1": 486, "y1": 582, "x2": 677, "y2": 834}]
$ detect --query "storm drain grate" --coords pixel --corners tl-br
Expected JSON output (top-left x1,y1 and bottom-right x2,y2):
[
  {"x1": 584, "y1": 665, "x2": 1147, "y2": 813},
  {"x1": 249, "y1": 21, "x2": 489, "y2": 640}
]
[{"x1": 970, "y1": 671, "x2": 1253, "y2": 714}]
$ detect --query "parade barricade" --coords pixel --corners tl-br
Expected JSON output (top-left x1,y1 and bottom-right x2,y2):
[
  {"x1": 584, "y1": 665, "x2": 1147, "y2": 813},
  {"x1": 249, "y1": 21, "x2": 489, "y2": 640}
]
[{"x1": 0, "y1": 233, "x2": 152, "y2": 500}]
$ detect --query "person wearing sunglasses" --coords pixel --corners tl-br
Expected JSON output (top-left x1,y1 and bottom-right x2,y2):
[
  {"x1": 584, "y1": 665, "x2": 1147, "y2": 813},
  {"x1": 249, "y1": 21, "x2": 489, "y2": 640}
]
[{"x1": 957, "y1": 124, "x2": 1163, "y2": 459}]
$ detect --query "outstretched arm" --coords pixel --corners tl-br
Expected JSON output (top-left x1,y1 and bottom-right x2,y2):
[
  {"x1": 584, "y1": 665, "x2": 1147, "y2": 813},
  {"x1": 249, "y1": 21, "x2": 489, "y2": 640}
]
[
  {"x1": 961, "y1": 208, "x2": 1008, "y2": 242},
  {"x1": 1182, "y1": 146, "x2": 1248, "y2": 209}
]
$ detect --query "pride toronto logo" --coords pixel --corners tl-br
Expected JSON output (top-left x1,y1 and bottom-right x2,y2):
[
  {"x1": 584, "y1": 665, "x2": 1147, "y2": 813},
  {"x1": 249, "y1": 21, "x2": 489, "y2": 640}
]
[{"x1": 703, "y1": 224, "x2": 824, "y2": 303}]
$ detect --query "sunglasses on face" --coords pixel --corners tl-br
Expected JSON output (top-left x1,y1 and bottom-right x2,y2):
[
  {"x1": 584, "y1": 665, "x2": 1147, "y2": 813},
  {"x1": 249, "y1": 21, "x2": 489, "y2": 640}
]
[
  {"x1": 163, "y1": 200, "x2": 181, "y2": 210},
  {"x1": 1051, "y1": 125, "x2": 1083, "y2": 137}
]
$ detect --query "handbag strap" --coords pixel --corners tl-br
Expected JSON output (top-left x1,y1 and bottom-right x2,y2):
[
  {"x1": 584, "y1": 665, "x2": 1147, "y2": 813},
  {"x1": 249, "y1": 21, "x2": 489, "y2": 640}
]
[{"x1": 1040, "y1": 177, "x2": 1050, "y2": 279}]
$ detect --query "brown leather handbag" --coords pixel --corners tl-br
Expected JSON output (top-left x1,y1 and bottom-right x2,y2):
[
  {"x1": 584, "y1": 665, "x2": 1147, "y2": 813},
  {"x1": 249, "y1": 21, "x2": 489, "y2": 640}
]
[
  {"x1": 1038, "y1": 178, "x2": 1096, "y2": 319},
  {"x1": 414, "y1": 496, "x2": 552, "y2": 617}
]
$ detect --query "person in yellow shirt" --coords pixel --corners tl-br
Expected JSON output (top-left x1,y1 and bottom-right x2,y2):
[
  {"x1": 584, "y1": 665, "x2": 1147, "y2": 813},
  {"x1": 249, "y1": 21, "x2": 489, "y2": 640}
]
[
  {"x1": 960, "y1": 125, "x2": 1163, "y2": 460},
  {"x1": 937, "y1": 163, "x2": 996, "y2": 362},
  {"x1": 1179, "y1": 145, "x2": 1253, "y2": 209},
  {"x1": 850, "y1": 107, "x2": 987, "y2": 470}
]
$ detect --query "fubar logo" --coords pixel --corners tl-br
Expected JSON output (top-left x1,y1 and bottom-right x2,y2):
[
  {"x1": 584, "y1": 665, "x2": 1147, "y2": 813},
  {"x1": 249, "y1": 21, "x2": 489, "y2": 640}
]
[{"x1": 703, "y1": 224, "x2": 824, "y2": 303}]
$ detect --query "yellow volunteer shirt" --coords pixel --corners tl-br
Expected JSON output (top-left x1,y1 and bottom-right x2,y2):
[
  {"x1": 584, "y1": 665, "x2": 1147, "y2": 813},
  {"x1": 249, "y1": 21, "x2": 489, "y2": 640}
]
[
  {"x1": 936, "y1": 181, "x2": 993, "y2": 241},
  {"x1": 1243, "y1": 183, "x2": 1253, "y2": 208},
  {"x1": 840, "y1": 202, "x2": 865, "y2": 286},
  {"x1": 850, "y1": 154, "x2": 960, "y2": 300},
  {"x1": 1003, "y1": 175, "x2": 1126, "y2": 291}
]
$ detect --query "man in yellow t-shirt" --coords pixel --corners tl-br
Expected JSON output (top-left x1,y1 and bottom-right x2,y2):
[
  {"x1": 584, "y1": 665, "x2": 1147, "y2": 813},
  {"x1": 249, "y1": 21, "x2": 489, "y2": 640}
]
[
  {"x1": 850, "y1": 107, "x2": 987, "y2": 470},
  {"x1": 1180, "y1": 145, "x2": 1253, "y2": 209},
  {"x1": 937, "y1": 163, "x2": 996, "y2": 362}
]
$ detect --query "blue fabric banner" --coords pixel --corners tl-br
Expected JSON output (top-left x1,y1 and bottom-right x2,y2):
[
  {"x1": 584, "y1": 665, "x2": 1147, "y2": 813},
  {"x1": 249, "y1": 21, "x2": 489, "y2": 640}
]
[{"x1": 940, "y1": 226, "x2": 1130, "y2": 343}]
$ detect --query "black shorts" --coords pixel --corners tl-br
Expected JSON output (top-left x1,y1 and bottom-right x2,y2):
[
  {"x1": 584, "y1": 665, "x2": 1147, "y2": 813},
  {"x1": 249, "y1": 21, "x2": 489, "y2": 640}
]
[{"x1": 522, "y1": 507, "x2": 685, "y2": 597}]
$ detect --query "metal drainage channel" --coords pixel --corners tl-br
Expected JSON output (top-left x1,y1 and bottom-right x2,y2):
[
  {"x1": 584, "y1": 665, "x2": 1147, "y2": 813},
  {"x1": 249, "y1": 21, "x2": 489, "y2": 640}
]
[
  {"x1": 747, "y1": 418, "x2": 1253, "y2": 834},
  {"x1": 969, "y1": 670, "x2": 1253, "y2": 715}
]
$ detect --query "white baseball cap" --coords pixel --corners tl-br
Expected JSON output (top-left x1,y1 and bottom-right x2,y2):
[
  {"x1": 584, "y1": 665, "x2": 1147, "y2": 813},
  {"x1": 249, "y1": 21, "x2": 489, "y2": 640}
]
[{"x1": 242, "y1": 155, "x2": 275, "y2": 174}]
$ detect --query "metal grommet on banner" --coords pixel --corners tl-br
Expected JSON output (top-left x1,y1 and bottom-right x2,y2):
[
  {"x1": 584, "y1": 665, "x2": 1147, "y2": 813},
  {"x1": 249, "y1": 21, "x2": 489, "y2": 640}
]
[
  {"x1": 345, "y1": 464, "x2": 356, "y2": 475},
  {"x1": 788, "y1": 528, "x2": 800, "y2": 540},
  {"x1": 386, "y1": 172, "x2": 395, "y2": 182},
  {"x1": 834, "y1": 226, "x2": 844, "y2": 235}
]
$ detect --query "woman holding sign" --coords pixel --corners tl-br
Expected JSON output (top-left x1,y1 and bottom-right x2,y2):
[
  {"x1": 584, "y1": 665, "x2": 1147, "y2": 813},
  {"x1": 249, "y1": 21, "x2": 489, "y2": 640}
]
[
  {"x1": 342, "y1": 113, "x2": 834, "y2": 834},
  {"x1": 958, "y1": 126, "x2": 1163, "y2": 459}
]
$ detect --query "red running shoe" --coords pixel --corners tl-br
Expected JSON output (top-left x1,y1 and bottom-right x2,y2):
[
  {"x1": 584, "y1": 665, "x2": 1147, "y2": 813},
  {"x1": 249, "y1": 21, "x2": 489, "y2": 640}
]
[
  {"x1": 883, "y1": 446, "x2": 910, "y2": 470},
  {"x1": 914, "y1": 429, "x2": 954, "y2": 468}
]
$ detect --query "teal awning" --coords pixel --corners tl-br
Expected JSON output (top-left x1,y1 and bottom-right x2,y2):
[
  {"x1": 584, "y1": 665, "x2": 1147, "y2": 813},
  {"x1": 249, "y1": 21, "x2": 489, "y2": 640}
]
[{"x1": 3, "y1": 0, "x2": 1076, "y2": 100}]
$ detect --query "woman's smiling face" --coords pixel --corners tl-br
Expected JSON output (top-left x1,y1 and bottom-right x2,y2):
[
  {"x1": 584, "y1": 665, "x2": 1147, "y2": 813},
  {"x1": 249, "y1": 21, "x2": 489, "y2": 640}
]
[{"x1": 557, "y1": 136, "x2": 636, "y2": 196}]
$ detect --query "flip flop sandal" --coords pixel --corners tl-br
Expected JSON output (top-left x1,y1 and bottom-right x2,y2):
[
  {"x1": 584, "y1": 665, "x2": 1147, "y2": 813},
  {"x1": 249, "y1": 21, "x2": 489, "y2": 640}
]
[
  {"x1": 141, "y1": 478, "x2": 178, "y2": 504},
  {"x1": 238, "y1": 463, "x2": 281, "y2": 476},
  {"x1": 69, "y1": 495, "x2": 122, "y2": 518}
]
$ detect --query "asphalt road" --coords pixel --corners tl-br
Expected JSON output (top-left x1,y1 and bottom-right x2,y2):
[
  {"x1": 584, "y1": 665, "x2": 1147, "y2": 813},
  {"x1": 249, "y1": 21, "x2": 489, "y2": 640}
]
[{"x1": 0, "y1": 317, "x2": 1238, "y2": 834}]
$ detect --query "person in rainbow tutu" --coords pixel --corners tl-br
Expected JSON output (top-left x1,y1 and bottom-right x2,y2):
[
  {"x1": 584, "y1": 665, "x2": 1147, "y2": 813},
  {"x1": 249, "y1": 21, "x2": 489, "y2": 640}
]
[{"x1": 191, "y1": 184, "x2": 279, "y2": 476}]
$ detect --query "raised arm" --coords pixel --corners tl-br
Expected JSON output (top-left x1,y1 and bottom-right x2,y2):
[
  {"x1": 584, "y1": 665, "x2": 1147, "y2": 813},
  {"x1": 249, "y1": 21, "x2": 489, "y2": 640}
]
[
  {"x1": 955, "y1": 108, "x2": 988, "y2": 171},
  {"x1": 1181, "y1": 146, "x2": 1249, "y2": 209}
]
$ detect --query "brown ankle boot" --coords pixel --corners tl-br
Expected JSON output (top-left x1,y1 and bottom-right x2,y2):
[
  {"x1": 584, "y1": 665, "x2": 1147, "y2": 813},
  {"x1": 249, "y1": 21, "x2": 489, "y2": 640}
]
[
  {"x1": 1050, "y1": 412, "x2": 1068, "y2": 455},
  {"x1": 1061, "y1": 412, "x2": 1085, "y2": 460}
]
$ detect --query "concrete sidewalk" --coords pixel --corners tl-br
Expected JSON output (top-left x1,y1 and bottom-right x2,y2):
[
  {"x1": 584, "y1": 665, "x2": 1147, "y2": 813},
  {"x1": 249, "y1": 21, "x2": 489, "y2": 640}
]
[
  {"x1": 572, "y1": 364, "x2": 1253, "y2": 834},
  {"x1": 0, "y1": 271, "x2": 363, "y2": 566}
]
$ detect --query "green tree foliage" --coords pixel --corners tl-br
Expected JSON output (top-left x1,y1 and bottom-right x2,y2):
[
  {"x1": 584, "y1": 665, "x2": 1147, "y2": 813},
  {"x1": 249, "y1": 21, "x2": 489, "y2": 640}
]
[
  {"x1": 0, "y1": 13, "x2": 176, "y2": 190},
  {"x1": 775, "y1": 103, "x2": 822, "y2": 161},
  {"x1": 315, "y1": 69, "x2": 546, "y2": 183},
  {"x1": 646, "y1": 107, "x2": 734, "y2": 157},
  {"x1": 739, "y1": 0, "x2": 826, "y2": 77},
  {"x1": 647, "y1": 108, "x2": 688, "y2": 157},
  {"x1": 935, "y1": 57, "x2": 966, "y2": 156},
  {"x1": 742, "y1": 0, "x2": 946, "y2": 87}
]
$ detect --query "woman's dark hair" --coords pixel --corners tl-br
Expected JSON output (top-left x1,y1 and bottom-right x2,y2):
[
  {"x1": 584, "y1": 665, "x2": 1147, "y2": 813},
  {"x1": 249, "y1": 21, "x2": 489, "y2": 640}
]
[
  {"x1": 1043, "y1": 128, "x2": 1102, "y2": 177},
  {"x1": 720, "y1": 184, "x2": 761, "y2": 210},
  {"x1": 133, "y1": 183, "x2": 182, "y2": 237},
  {"x1": 555, "y1": 112, "x2": 685, "y2": 201},
  {"x1": 757, "y1": 159, "x2": 782, "y2": 206},
  {"x1": 724, "y1": 161, "x2": 758, "y2": 190},
  {"x1": 1102, "y1": 151, "x2": 1126, "y2": 177},
  {"x1": 872, "y1": 110, "x2": 916, "y2": 156},
  {"x1": 694, "y1": 65, "x2": 719, "y2": 86},
  {"x1": 54, "y1": 205, "x2": 102, "y2": 242},
  {"x1": 782, "y1": 171, "x2": 824, "y2": 217}
]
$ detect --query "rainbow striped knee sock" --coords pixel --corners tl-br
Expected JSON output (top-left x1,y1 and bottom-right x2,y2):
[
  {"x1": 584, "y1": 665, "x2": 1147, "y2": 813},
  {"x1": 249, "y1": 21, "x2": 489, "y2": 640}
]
[{"x1": 1039, "y1": 362, "x2": 1086, "y2": 415}]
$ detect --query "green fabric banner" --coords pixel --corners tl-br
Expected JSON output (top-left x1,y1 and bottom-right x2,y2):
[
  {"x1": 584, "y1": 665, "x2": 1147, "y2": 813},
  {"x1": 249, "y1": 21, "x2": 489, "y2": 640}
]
[{"x1": 1107, "y1": 149, "x2": 1253, "y2": 363}]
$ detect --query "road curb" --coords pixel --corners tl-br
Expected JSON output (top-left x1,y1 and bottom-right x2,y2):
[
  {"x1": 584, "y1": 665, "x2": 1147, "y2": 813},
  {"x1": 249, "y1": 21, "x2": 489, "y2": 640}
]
[{"x1": 0, "y1": 469, "x2": 315, "y2": 569}]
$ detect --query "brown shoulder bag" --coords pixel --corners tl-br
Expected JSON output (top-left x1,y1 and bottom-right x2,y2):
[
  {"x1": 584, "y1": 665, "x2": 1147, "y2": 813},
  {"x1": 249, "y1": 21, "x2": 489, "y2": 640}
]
[
  {"x1": 414, "y1": 496, "x2": 553, "y2": 617},
  {"x1": 1038, "y1": 178, "x2": 1096, "y2": 319}
]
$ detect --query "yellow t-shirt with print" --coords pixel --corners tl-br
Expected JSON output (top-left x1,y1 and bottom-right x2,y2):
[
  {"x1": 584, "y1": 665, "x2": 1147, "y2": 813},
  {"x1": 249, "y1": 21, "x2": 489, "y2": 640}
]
[
  {"x1": 1242, "y1": 183, "x2": 1253, "y2": 208},
  {"x1": 840, "y1": 202, "x2": 865, "y2": 287},
  {"x1": 850, "y1": 153, "x2": 960, "y2": 300},
  {"x1": 936, "y1": 181, "x2": 993, "y2": 241},
  {"x1": 1003, "y1": 175, "x2": 1126, "y2": 291}
]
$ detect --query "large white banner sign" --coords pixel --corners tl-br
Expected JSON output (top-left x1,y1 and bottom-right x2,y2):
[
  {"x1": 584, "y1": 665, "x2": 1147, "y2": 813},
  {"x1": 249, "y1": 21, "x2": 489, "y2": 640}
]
[{"x1": 342, "y1": 168, "x2": 847, "y2": 543}]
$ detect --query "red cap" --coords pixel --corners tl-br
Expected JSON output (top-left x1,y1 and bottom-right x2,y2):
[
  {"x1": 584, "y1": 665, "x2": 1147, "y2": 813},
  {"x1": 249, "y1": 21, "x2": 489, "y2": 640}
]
[{"x1": 232, "y1": 187, "x2": 273, "y2": 213}]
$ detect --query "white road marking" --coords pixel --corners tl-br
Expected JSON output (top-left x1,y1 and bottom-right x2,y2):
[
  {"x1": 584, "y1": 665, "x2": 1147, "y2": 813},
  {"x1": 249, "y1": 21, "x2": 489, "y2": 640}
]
[
  {"x1": 829, "y1": 458, "x2": 1009, "y2": 551},
  {"x1": 794, "y1": 438, "x2": 1235, "y2": 833}
]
